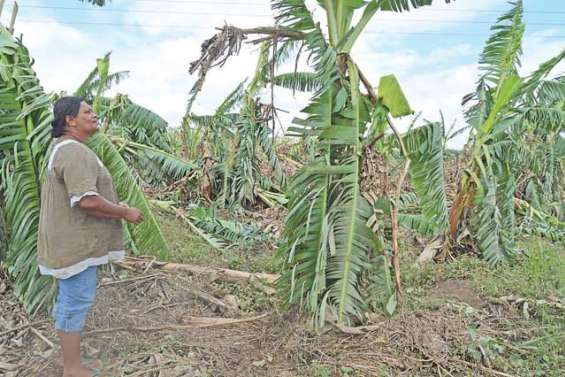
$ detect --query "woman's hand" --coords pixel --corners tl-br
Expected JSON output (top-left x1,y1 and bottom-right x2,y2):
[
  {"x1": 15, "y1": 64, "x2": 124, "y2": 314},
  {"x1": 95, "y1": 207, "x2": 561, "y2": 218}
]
[
  {"x1": 124, "y1": 207, "x2": 144, "y2": 224},
  {"x1": 119, "y1": 202, "x2": 144, "y2": 224}
]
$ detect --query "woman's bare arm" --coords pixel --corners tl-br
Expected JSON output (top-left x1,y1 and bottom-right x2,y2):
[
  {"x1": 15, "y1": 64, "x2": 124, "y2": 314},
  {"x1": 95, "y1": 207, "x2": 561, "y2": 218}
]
[
  {"x1": 77, "y1": 196, "x2": 144, "y2": 224},
  {"x1": 82, "y1": 208, "x2": 123, "y2": 220}
]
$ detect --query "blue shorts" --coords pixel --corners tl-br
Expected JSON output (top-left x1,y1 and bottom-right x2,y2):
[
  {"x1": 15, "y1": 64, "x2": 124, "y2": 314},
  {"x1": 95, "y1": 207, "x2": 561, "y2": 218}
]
[{"x1": 53, "y1": 266, "x2": 97, "y2": 332}]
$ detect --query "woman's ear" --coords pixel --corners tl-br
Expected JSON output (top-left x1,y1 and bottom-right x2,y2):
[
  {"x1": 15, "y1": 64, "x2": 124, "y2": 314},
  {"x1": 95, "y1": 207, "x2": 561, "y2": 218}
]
[{"x1": 65, "y1": 115, "x2": 76, "y2": 128}]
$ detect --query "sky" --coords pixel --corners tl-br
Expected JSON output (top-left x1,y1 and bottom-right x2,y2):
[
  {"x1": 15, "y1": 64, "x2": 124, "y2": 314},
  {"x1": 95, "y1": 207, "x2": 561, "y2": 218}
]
[{"x1": 1, "y1": 0, "x2": 564, "y2": 149}]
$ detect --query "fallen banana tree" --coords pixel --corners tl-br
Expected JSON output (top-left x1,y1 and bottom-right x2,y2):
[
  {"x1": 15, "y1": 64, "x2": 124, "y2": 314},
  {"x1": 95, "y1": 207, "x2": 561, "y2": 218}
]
[
  {"x1": 115, "y1": 255, "x2": 279, "y2": 286},
  {"x1": 84, "y1": 312, "x2": 270, "y2": 336}
]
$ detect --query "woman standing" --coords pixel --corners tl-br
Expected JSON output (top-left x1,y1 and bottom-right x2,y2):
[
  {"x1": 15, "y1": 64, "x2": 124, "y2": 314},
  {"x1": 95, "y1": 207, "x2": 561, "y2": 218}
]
[{"x1": 38, "y1": 96, "x2": 144, "y2": 377}]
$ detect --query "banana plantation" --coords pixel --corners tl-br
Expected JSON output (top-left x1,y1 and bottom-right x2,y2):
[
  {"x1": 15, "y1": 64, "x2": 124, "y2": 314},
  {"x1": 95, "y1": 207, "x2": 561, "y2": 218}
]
[{"x1": 0, "y1": 0, "x2": 563, "y2": 376}]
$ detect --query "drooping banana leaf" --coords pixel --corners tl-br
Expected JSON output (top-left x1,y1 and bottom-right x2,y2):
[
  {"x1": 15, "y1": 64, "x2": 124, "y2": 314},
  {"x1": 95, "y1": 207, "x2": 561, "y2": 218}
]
[
  {"x1": 326, "y1": 63, "x2": 375, "y2": 323},
  {"x1": 109, "y1": 135, "x2": 195, "y2": 185},
  {"x1": 273, "y1": 72, "x2": 321, "y2": 93},
  {"x1": 0, "y1": 28, "x2": 57, "y2": 314},
  {"x1": 87, "y1": 133, "x2": 171, "y2": 259},
  {"x1": 403, "y1": 122, "x2": 448, "y2": 234}
]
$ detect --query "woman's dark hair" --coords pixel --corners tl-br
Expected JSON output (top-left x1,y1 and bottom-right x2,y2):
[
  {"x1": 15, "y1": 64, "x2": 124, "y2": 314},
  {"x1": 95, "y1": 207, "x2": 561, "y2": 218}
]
[{"x1": 51, "y1": 96, "x2": 84, "y2": 138}]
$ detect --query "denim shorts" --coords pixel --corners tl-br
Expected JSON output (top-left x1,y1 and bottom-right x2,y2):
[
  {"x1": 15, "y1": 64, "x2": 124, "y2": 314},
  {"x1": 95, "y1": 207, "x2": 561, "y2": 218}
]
[{"x1": 53, "y1": 266, "x2": 97, "y2": 332}]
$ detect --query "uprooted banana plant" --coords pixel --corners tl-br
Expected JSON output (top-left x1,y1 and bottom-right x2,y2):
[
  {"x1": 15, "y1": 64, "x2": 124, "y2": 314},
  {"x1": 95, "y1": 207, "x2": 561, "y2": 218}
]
[{"x1": 187, "y1": 42, "x2": 286, "y2": 208}]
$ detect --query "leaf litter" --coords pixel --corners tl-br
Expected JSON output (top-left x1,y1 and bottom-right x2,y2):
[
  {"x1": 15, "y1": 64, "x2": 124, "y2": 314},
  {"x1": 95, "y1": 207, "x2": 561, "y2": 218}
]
[{"x1": 2, "y1": 261, "x2": 559, "y2": 376}]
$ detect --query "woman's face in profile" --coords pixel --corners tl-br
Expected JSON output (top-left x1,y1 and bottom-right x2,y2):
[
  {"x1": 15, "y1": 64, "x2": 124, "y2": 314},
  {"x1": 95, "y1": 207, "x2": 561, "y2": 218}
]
[{"x1": 69, "y1": 101, "x2": 99, "y2": 136}]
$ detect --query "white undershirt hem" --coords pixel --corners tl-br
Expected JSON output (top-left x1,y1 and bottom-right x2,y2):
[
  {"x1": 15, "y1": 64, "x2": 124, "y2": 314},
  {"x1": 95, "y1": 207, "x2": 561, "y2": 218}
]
[{"x1": 38, "y1": 250, "x2": 126, "y2": 279}]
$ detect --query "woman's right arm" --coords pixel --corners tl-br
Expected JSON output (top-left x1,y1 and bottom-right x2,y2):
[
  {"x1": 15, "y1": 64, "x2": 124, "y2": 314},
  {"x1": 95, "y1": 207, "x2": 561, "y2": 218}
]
[{"x1": 78, "y1": 196, "x2": 144, "y2": 224}]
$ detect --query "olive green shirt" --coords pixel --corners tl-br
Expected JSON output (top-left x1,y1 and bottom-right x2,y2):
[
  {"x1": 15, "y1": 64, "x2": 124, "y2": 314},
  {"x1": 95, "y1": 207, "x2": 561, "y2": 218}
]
[{"x1": 37, "y1": 138, "x2": 124, "y2": 279}]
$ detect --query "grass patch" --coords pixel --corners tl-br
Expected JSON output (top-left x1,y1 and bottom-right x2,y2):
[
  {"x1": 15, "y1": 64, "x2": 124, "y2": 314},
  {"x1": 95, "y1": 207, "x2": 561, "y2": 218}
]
[
  {"x1": 403, "y1": 237, "x2": 564, "y2": 300},
  {"x1": 155, "y1": 210, "x2": 216, "y2": 264},
  {"x1": 213, "y1": 281, "x2": 275, "y2": 313},
  {"x1": 155, "y1": 210, "x2": 279, "y2": 273},
  {"x1": 401, "y1": 237, "x2": 564, "y2": 376}
]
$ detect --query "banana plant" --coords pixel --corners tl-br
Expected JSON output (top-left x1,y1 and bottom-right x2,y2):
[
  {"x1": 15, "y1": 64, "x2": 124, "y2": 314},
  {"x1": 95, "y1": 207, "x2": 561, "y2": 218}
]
[
  {"x1": 447, "y1": 1, "x2": 564, "y2": 263},
  {"x1": 273, "y1": 0, "x2": 453, "y2": 325},
  {"x1": 187, "y1": 86, "x2": 241, "y2": 204},
  {"x1": 187, "y1": 79, "x2": 245, "y2": 162},
  {"x1": 394, "y1": 2, "x2": 564, "y2": 263},
  {"x1": 448, "y1": 1, "x2": 525, "y2": 263}
]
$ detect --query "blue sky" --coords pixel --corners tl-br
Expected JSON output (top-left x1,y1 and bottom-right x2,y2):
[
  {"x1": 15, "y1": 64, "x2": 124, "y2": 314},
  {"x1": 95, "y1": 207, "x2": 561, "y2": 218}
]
[{"x1": 2, "y1": 0, "x2": 564, "y2": 148}]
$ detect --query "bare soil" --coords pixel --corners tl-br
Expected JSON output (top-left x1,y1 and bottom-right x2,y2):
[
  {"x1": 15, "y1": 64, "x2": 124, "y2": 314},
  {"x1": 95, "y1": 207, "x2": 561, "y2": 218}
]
[{"x1": 430, "y1": 279, "x2": 484, "y2": 308}]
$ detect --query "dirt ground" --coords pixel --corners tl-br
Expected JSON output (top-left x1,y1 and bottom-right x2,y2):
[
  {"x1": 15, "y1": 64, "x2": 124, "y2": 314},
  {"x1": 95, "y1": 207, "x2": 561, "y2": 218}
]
[
  {"x1": 429, "y1": 279, "x2": 484, "y2": 308},
  {"x1": 2, "y1": 258, "x2": 558, "y2": 377}
]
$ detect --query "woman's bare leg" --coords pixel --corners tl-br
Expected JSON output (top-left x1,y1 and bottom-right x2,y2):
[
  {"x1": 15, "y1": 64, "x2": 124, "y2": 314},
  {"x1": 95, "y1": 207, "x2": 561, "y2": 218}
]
[{"x1": 58, "y1": 331, "x2": 91, "y2": 377}]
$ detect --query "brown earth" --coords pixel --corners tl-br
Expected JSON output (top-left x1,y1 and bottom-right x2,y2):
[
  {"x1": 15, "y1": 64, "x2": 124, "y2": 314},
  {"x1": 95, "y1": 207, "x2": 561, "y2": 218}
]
[{"x1": 429, "y1": 279, "x2": 484, "y2": 308}]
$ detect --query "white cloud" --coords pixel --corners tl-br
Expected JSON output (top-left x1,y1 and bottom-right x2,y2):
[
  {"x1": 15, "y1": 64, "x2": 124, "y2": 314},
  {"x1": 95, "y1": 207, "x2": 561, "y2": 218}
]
[
  {"x1": 16, "y1": 19, "x2": 99, "y2": 91},
  {"x1": 521, "y1": 29, "x2": 565, "y2": 76},
  {"x1": 353, "y1": 42, "x2": 475, "y2": 76},
  {"x1": 397, "y1": 63, "x2": 478, "y2": 149}
]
